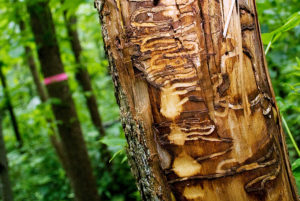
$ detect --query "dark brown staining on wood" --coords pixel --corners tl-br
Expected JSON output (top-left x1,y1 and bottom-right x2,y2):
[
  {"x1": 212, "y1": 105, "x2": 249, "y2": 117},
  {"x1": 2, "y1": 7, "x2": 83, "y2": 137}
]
[
  {"x1": 188, "y1": 96, "x2": 204, "y2": 102},
  {"x1": 153, "y1": 0, "x2": 160, "y2": 6},
  {"x1": 240, "y1": 4, "x2": 255, "y2": 31},
  {"x1": 115, "y1": 36, "x2": 122, "y2": 50},
  {"x1": 217, "y1": 73, "x2": 230, "y2": 97}
]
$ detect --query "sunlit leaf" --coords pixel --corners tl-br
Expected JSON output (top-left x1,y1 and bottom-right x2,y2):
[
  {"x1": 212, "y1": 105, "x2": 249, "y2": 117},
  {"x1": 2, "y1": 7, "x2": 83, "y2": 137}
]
[{"x1": 262, "y1": 11, "x2": 300, "y2": 45}]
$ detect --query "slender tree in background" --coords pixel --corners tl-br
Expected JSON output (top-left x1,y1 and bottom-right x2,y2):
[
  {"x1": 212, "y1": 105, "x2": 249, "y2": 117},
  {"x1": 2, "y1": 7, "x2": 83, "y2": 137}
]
[
  {"x1": 0, "y1": 63, "x2": 23, "y2": 148},
  {"x1": 95, "y1": 0, "x2": 298, "y2": 200},
  {"x1": 62, "y1": 5, "x2": 110, "y2": 162},
  {"x1": 15, "y1": 8, "x2": 74, "y2": 190},
  {"x1": 26, "y1": 1, "x2": 100, "y2": 201},
  {"x1": 18, "y1": 20, "x2": 48, "y2": 103},
  {"x1": 0, "y1": 111, "x2": 14, "y2": 201}
]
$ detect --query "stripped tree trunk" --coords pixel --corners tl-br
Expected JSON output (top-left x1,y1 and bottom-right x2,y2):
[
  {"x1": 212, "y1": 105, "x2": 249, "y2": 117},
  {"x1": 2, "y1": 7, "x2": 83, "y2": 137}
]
[
  {"x1": 0, "y1": 112, "x2": 14, "y2": 201},
  {"x1": 26, "y1": 1, "x2": 100, "y2": 201},
  {"x1": 95, "y1": 0, "x2": 299, "y2": 200},
  {"x1": 62, "y1": 12, "x2": 110, "y2": 162},
  {"x1": 0, "y1": 65, "x2": 23, "y2": 148}
]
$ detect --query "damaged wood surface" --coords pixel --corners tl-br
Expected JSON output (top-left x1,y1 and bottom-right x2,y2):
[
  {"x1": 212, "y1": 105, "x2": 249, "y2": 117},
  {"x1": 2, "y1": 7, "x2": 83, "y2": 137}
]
[{"x1": 96, "y1": 0, "x2": 299, "y2": 200}]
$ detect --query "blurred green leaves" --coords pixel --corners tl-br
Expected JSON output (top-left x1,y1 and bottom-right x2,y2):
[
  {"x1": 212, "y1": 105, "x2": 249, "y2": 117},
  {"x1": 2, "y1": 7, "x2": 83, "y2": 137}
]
[
  {"x1": 262, "y1": 11, "x2": 300, "y2": 54},
  {"x1": 262, "y1": 11, "x2": 300, "y2": 45},
  {"x1": 292, "y1": 158, "x2": 300, "y2": 192},
  {"x1": 100, "y1": 138, "x2": 126, "y2": 148}
]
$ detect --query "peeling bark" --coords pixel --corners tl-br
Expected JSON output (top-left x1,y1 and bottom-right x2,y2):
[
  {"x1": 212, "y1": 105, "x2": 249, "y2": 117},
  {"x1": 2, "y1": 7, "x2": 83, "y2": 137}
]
[{"x1": 96, "y1": 0, "x2": 298, "y2": 200}]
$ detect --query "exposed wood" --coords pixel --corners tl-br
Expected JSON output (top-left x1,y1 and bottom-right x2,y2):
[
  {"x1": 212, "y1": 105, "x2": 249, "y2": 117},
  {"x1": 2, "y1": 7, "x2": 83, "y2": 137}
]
[
  {"x1": 0, "y1": 64, "x2": 23, "y2": 148},
  {"x1": 95, "y1": 0, "x2": 299, "y2": 200},
  {"x1": 0, "y1": 111, "x2": 14, "y2": 201},
  {"x1": 26, "y1": 1, "x2": 100, "y2": 201}
]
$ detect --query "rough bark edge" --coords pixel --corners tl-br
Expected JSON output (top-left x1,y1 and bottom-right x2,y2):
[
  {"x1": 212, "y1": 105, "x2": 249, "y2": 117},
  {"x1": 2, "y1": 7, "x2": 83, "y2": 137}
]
[
  {"x1": 252, "y1": 1, "x2": 299, "y2": 198},
  {"x1": 95, "y1": 1, "x2": 172, "y2": 200},
  {"x1": 107, "y1": 50, "x2": 170, "y2": 201}
]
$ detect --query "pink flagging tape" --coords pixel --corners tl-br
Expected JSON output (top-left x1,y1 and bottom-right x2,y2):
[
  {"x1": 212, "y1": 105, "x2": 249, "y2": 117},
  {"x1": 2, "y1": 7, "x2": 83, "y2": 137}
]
[{"x1": 44, "y1": 73, "x2": 68, "y2": 85}]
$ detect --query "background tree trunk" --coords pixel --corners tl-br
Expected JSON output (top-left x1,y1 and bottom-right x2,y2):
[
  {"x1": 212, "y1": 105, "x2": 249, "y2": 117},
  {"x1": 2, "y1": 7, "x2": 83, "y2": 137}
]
[
  {"x1": 17, "y1": 14, "x2": 79, "y2": 193},
  {"x1": 0, "y1": 64, "x2": 23, "y2": 148},
  {"x1": 19, "y1": 19, "x2": 48, "y2": 103},
  {"x1": 95, "y1": 0, "x2": 299, "y2": 200},
  {"x1": 62, "y1": 12, "x2": 110, "y2": 163},
  {"x1": 26, "y1": 1, "x2": 100, "y2": 201},
  {"x1": 0, "y1": 111, "x2": 14, "y2": 201}
]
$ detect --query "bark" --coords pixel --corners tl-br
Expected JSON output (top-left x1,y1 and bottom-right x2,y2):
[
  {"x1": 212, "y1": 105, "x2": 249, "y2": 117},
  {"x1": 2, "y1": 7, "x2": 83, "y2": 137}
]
[
  {"x1": 26, "y1": 1, "x2": 100, "y2": 201},
  {"x1": 0, "y1": 112, "x2": 14, "y2": 201},
  {"x1": 62, "y1": 12, "x2": 110, "y2": 162},
  {"x1": 0, "y1": 65, "x2": 23, "y2": 148},
  {"x1": 95, "y1": 0, "x2": 299, "y2": 200}
]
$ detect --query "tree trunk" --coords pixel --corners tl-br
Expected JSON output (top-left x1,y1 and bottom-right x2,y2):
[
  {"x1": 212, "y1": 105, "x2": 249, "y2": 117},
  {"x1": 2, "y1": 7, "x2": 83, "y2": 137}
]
[
  {"x1": 17, "y1": 14, "x2": 83, "y2": 197},
  {"x1": 62, "y1": 12, "x2": 110, "y2": 162},
  {"x1": 26, "y1": 1, "x2": 100, "y2": 201},
  {"x1": 95, "y1": 0, "x2": 299, "y2": 200},
  {"x1": 19, "y1": 20, "x2": 48, "y2": 103},
  {"x1": 0, "y1": 64, "x2": 23, "y2": 148},
  {"x1": 0, "y1": 112, "x2": 14, "y2": 201}
]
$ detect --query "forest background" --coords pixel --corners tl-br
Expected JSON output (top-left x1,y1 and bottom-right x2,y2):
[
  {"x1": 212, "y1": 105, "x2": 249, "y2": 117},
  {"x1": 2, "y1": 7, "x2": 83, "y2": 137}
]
[{"x1": 0, "y1": 0, "x2": 299, "y2": 200}]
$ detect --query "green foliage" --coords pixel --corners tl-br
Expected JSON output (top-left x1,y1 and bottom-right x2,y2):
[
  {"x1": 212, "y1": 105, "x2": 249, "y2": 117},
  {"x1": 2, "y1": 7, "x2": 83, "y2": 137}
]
[
  {"x1": 0, "y1": 0, "x2": 299, "y2": 200},
  {"x1": 262, "y1": 11, "x2": 300, "y2": 53}
]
